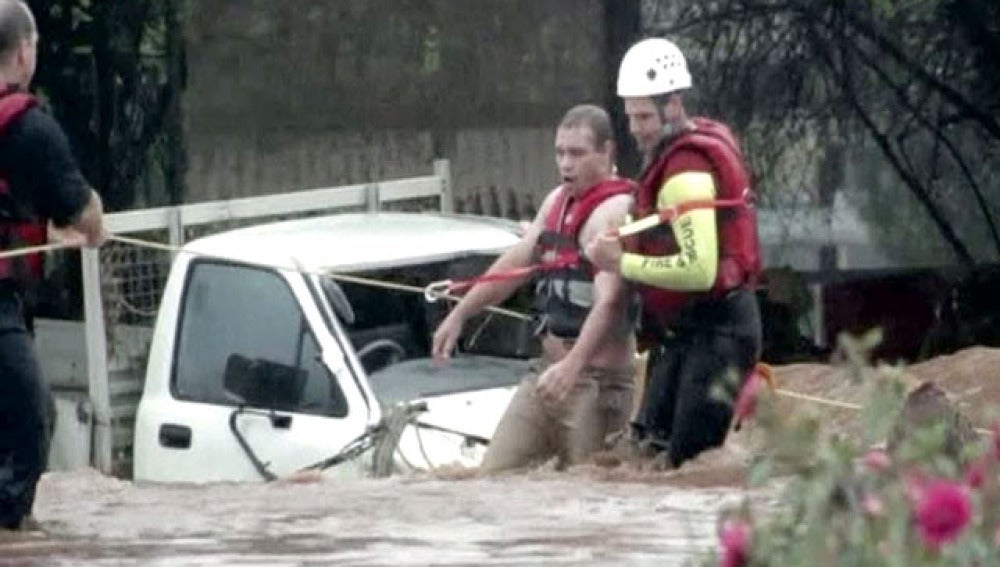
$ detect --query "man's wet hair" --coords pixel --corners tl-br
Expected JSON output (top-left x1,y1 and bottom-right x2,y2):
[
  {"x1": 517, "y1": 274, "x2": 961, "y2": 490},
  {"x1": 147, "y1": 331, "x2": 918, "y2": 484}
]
[
  {"x1": 559, "y1": 104, "x2": 613, "y2": 150},
  {"x1": 0, "y1": 0, "x2": 34, "y2": 58}
]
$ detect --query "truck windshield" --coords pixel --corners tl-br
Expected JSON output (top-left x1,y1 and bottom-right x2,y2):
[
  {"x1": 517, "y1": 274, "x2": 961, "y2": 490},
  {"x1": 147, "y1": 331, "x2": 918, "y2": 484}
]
[{"x1": 320, "y1": 254, "x2": 539, "y2": 373}]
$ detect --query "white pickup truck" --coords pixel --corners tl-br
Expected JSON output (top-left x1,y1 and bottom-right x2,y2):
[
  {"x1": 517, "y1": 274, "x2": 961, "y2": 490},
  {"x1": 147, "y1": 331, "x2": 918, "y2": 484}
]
[{"x1": 128, "y1": 212, "x2": 538, "y2": 483}]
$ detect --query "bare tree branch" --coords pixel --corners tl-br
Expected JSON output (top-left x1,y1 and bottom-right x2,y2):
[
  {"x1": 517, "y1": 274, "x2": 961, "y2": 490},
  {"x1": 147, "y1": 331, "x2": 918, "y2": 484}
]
[
  {"x1": 846, "y1": 35, "x2": 1000, "y2": 257},
  {"x1": 837, "y1": 5, "x2": 1000, "y2": 140},
  {"x1": 801, "y1": 15, "x2": 975, "y2": 266}
]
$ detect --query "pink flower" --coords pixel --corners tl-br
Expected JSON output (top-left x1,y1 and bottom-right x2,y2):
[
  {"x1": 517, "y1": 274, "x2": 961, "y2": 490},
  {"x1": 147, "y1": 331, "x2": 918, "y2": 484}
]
[
  {"x1": 734, "y1": 371, "x2": 763, "y2": 422},
  {"x1": 862, "y1": 492, "x2": 885, "y2": 516},
  {"x1": 862, "y1": 449, "x2": 891, "y2": 473},
  {"x1": 912, "y1": 479, "x2": 972, "y2": 551},
  {"x1": 964, "y1": 456, "x2": 991, "y2": 489},
  {"x1": 718, "y1": 520, "x2": 751, "y2": 567}
]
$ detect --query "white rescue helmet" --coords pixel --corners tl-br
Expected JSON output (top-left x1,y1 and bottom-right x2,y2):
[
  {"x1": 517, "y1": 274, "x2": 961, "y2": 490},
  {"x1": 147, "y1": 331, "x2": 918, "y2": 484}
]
[{"x1": 616, "y1": 38, "x2": 692, "y2": 97}]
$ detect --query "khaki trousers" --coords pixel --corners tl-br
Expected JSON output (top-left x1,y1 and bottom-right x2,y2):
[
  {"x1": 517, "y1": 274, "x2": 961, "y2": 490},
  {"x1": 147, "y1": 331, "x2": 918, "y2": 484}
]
[{"x1": 480, "y1": 359, "x2": 634, "y2": 472}]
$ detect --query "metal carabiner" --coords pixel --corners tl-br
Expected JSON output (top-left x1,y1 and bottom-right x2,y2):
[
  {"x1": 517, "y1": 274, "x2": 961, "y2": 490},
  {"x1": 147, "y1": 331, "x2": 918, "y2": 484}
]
[{"x1": 423, "y1": 279, "x2": 453, "y2": 303}]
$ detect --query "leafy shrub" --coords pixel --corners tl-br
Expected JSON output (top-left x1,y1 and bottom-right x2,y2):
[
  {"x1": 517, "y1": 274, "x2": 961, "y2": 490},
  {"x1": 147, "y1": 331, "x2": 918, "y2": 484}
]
[{"x1": 703, "y1": 334, "x2": 1000, "y2": 566}]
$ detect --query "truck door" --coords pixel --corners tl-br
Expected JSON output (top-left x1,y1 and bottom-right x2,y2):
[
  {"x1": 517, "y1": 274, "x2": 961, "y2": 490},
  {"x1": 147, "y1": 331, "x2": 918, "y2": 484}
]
[{"x1": 134, "y1": 260, "x2": 371, "y2": 482}]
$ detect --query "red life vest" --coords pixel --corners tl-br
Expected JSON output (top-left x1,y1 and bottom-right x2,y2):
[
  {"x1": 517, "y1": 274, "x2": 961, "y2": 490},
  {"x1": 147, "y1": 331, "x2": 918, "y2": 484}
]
[
  {"x1": 539, "y1": 177, "x2": 636, "y2": 265},
  {"x1": 534, "y1": 177, "x2": 636, "y2": 338},
  {"x1": 626, "y1": 117, "x2": 761, "y2": 327},
  {"x1": 0, "y1": 90, "x2": 47, "y2": 282}
]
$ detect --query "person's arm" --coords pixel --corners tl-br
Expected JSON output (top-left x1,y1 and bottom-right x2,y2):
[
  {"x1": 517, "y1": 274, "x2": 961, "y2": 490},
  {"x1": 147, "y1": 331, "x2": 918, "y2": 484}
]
[
  {"x1": 536, "y1": 194, "x2": 632, "y2": 402},
  {"x1": 4, "y1": 109, "x2": 106, "y2": 247},
  {"x1": 51, "y1": 189, "x2": 108, "y2": 248},
  {"x1": 618, "y1": 170, "x2": 718, "y2": 291},
  {"x1": 431, "y1": 190, "x2": 558, "y2": 360}
]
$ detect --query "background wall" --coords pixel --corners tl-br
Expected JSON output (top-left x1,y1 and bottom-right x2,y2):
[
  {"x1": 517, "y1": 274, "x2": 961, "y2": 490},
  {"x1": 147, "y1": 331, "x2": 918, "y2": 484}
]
[{"x1": 184, "y1": 0, "x2": 610, "y2": 218}]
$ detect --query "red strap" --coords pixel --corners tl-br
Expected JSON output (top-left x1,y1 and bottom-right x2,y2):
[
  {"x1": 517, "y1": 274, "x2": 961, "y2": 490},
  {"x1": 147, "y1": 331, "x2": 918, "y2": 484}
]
[
  {"x1": 657, "y1": 190, "x2": 752, "y2": 225},
  {"x1": 611, "y1": 189, "x2": 754, "y2": 239},
  {"x1": 445, "y1": 251, "x2": 580, "y2": 295},
  {"x1": 429, "y1": 190, "x2": 753, "y2": 300}
]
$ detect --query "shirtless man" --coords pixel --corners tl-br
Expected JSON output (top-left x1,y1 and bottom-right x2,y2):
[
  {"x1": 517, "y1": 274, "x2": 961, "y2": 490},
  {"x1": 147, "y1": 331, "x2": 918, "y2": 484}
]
[{"x1": 432, "y1": 104, "x2": 637, "y2": 472}]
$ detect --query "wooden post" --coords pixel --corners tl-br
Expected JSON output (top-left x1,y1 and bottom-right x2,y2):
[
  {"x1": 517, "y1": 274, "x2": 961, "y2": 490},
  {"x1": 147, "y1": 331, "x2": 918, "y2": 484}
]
[
  {"x1": 434, "y1": 159, "x2": 453, "y2": 213},
  {"x1": 366, "y1": 183, "x2": 380, "y2": 212},
  {"x1": 167, "y1": 207, "x2": 184, "y2": 259},
  {"x1": 811, "y1": 283, "x2": 826, "y2": 348}
]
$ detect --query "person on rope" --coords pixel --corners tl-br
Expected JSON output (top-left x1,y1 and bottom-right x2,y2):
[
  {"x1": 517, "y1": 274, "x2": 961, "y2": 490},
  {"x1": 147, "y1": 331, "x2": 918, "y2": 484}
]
[
  {"x1": 432, "y1": 104, "x2": 638, "y2": 472},
  {"x1": 587, "y1": 38, "x2": 763, "y2": 469},
  {"x1": 0, "y1": 0, "x2": 107, "y2": 530}
]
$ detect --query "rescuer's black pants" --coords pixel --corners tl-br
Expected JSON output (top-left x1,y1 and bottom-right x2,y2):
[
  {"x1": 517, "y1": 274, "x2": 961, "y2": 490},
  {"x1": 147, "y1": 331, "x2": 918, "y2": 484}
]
[
  {"x1": 633, "y1": 287, "x2": 761, "y2": 467},
  {"x1": 0, "y1": 314, "x2": 52, "y2": 529}
]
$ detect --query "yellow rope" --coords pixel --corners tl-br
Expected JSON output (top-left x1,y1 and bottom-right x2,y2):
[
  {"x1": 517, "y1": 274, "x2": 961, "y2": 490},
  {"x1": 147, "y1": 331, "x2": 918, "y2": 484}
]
[
  {"x1": 8, "y1": 234, "x2": 995, "y2": 438},
  {"x1": 770, "y1": 384, "x2": 992, "y2": 437},
  {"x1": 107, "y1": 235, "x2": 532, "y2": 321},
  {"x1": 109, "y1": 234, "x2": 176, "y2": 253},
  {"x1": 0, "y1": 234, "x2": 532, "y2": 322},
  {"x1": 774, "y1": 388, "x2": 863, "y2": 411},
  {"x1": 0, "y1": 241, "x2": 72, "y2": 258}
]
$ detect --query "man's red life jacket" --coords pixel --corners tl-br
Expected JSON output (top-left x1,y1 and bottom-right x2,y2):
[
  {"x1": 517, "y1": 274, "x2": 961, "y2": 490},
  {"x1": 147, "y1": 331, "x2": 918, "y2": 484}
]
[
  {"x1": 626, "y1": 117, "x2": 761, "y2": 327},
  {"x1": 534, "y1": 177, "x2": 636, "y2": 338},
  {"x1": 0, "y1": 90, "x2": 47, "y2": 282}
]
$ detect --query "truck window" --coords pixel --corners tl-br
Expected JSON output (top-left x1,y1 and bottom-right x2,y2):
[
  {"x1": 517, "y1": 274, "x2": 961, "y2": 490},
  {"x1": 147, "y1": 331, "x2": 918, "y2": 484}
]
[
  {"x1": 172, "y1": 262, "x2": 348, "y2": 417},
  {"x1": 337, "y1": 254, "x2": 540, "y2": 366}
]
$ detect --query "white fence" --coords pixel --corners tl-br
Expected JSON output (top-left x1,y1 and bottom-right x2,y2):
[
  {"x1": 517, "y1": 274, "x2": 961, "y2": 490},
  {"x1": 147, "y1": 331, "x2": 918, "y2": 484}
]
[
  {"x1": 56, "y1": 158, "x2": 889, "y2": 476},
  {"x1": 79, "y1": 160, "x2": 452, "y2": 476}
]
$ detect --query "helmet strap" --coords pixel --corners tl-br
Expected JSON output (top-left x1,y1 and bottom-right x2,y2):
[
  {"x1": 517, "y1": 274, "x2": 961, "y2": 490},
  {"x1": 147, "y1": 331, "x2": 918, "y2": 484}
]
[
  {"x1": 651, "y1": 93, "x2": 672, "y2": 124},
  {"x1": 650, "y1": 92, "x2": 692, "y2": 146}
]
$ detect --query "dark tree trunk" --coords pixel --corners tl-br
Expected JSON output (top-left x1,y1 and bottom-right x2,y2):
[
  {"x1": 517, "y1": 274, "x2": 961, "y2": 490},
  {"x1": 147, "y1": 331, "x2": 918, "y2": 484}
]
[
  {"x1": 603, "y1": 0, "x2": 642, "y2": 177},
  {"x1": 163, "y1": 0, "x2": 187, "y2": 205}
]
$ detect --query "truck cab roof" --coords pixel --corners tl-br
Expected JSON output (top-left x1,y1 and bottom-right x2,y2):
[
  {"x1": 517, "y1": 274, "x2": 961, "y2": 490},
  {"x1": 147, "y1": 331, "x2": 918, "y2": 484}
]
[{"x1": 183, "y1": 212, "x2": 522, "y2": 274}]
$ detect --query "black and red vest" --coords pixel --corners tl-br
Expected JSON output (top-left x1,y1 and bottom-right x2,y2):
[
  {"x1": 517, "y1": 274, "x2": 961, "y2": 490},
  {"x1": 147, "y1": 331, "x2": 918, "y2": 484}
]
[
  {"x1": 0, "y1": 90, "x2": 47, "y2": 283},
  {"x1": 626, "y1": 117, "x2": 761, "y2": 327},
  {"x1": 534, "y1": 177, "x2": 636, "y2": 338}
]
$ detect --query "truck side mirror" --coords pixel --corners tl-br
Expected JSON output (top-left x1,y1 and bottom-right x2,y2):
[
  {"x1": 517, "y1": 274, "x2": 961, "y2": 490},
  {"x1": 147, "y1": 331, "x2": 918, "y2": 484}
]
[{"x1": 223, "y1": 353, "x2": 307, "y2": 409}]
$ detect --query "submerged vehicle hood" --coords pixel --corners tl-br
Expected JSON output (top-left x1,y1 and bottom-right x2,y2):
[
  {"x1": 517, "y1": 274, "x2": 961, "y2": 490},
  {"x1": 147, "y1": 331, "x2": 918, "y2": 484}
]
[
  {"x1": 367, "y1": 356, "x2": 529, "y2": 468},
  {"x1": 368, "y1": 355, "x2": 528, "y2": 406}
]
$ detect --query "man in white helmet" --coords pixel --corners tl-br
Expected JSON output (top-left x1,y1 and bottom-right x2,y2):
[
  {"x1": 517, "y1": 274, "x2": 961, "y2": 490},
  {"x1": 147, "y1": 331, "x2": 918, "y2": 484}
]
[{"x1": 587, "y1": 37, "x2": 763, "y2": 468}]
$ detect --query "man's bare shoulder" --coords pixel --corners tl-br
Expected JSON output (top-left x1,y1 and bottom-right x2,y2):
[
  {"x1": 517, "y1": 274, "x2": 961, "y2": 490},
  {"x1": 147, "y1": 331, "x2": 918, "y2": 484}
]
[
  {"x1": 520, "y1": 185, "x2": 565, "y2": 242},
  {"x1": 595, "y1": 193, "x2": 633, "y2": 214},
  {"x1": 536, "y1": 185, "x2": 564, "y2": 217},
  {"x1": 579, "y1": 192, "x2": 632, "y2": 243},
  {"x1": 587, "y1": 193, "x2": 632, "y2": 224}
]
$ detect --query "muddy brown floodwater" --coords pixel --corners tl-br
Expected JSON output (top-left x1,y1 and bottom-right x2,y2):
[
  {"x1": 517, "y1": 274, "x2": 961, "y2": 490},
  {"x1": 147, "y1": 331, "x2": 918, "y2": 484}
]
[
  {"x1": 2, "y1": 463, "x2": 753, "y2": 566},
  {"x1": 7, "y1": 347, "x2": 998, "y2": 566}
]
